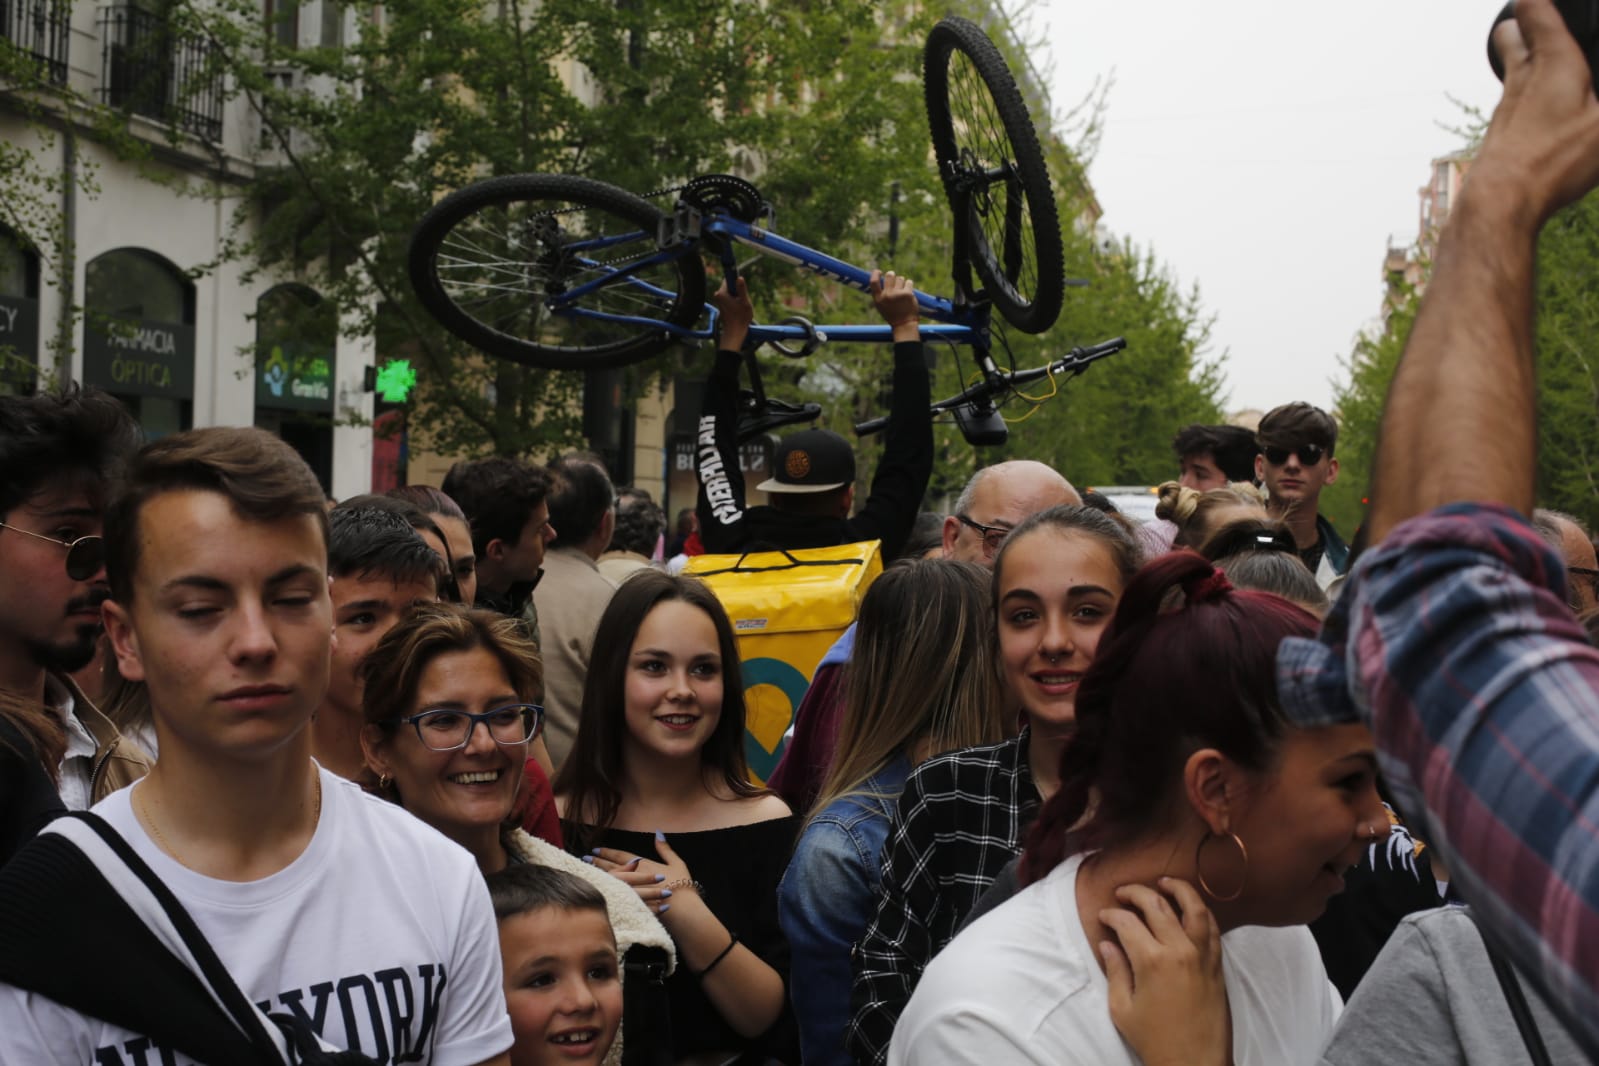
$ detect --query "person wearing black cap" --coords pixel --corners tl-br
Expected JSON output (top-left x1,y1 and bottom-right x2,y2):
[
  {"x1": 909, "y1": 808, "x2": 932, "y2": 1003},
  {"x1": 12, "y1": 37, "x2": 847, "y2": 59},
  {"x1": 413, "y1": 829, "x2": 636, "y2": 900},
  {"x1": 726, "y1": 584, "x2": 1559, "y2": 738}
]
[{"x1": 696, "y1": 272, "x2": 932, "y2": 561}]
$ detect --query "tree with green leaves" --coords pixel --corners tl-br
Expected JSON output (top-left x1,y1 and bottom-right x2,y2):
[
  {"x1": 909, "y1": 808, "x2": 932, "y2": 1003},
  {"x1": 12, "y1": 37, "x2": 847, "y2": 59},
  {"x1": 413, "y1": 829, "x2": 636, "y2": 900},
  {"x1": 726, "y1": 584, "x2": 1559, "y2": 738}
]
[
  {"x1": 6, "y1": 0, "x2": 1225, "y2": 488},
  {"x1": 212, "y1": 0, "x2": 952, "y2": 459},
  {"x1": 1332, "y1": 182, "x2": 1599, "y2": 534},
  {"x1": 752, "y1": 15, "x2": 1226, "y2": 505}
]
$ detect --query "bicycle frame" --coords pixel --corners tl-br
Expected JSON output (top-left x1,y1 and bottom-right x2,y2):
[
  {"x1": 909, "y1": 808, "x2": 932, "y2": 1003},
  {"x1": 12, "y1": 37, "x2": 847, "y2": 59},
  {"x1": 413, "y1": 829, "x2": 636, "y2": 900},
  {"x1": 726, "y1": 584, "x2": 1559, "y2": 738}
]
[{"x1": 542, "y1": 204, "x2": 990, "y2": 350}]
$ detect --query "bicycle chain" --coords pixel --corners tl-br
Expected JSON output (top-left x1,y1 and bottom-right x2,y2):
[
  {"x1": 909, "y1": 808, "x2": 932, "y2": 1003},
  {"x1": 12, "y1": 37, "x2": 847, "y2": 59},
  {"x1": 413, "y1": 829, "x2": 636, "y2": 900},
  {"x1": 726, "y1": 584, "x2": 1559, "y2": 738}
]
[{"x1": 531, "y1": 182, "x2": 689, "y2": 221}]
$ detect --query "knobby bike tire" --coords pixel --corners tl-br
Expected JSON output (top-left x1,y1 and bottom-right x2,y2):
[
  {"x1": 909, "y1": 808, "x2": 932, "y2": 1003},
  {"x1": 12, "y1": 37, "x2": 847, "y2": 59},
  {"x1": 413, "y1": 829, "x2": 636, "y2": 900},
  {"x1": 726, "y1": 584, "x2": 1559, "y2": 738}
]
[
  {"x1": 408, "y1": 174, "x2": 706, "y2": 371},
  {"x1": 924, "y1": 17, "x2": 1066, "y2": 335}
]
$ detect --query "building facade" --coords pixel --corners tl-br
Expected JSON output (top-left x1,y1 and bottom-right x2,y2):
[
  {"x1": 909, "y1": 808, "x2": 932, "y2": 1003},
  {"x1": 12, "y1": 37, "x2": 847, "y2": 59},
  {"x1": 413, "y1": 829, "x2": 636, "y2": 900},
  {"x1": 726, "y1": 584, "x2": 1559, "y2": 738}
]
[{"x1": 1, "y1": 0, "x2": 376, "y2": 494}]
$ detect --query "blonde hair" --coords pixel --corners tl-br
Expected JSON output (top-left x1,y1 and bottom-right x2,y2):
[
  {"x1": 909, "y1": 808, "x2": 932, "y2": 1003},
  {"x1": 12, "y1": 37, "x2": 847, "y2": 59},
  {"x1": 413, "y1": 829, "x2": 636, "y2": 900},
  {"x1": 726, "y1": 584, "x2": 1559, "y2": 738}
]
[
  {"x1": 810, "y1": 559, "x2": 1004, "y2": 821},
  {"x1": 1156, "y1": 481, "x2": 1266, "y2": 550}
]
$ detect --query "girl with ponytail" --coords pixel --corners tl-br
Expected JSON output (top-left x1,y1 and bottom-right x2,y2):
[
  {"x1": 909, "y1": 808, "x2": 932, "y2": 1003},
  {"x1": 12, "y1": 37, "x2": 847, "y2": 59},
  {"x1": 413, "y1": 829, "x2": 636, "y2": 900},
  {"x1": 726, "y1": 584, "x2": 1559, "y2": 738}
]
[{"x1": 888, "y1": 552, "x2": 1390, "y2": 1066}]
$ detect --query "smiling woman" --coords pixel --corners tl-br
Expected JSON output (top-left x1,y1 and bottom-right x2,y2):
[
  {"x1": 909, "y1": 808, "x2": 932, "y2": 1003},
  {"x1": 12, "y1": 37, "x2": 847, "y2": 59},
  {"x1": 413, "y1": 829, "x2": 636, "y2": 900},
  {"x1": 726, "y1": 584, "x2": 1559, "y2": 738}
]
[
  {"x1": 554, "y1": 570, "x2": 799, "y2": 1065},
  {"x1": 359, "y1": 603, "x2": 545, "y2": 869},
  {"x1": 360, "y1": 602, "x2": 677, "y2": 1066},
  {"x1": 887, "y1": 553, "x2": 1389, "y2": 1066},
  {"x1": 847, "y1": 505, "x2": 1141, "y2": 1066}
]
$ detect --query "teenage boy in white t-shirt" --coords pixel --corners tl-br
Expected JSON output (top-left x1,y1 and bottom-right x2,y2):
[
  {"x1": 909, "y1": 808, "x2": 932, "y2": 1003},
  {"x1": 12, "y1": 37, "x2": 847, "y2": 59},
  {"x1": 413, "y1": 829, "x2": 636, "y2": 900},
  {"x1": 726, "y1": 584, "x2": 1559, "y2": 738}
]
[{"x1": 0, "y1": 426, "x2": 513, "y2": 1066}]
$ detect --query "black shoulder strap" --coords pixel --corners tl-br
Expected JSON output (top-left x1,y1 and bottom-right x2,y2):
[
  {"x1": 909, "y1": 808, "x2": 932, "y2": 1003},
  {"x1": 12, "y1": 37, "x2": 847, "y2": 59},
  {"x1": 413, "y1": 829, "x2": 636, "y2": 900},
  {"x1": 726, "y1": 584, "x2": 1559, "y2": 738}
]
[
  {"x1": 67, "y1": 812, "x2": 289, "y2": 1052},
  {"x1": 0, "y1": 812, "x2": 286, "y2": 1065},
  {"x1": 1468, "y1": 909, "x2": 1555, "y2": 1066},
  {"x1": 63, "y1": 813, "x2": 376, "y2": 1066}
]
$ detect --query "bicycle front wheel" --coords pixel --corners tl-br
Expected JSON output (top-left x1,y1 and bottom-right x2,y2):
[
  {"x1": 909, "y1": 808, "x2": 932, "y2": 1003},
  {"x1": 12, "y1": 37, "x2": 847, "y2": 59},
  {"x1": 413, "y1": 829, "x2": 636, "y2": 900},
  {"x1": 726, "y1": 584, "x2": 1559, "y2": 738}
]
[
  {"x1": 925, "y1": 17, "x2": 1065, "y2": 335},
  {"x1": 409, "y1": 174, "x2": 706, "y2": 371}
]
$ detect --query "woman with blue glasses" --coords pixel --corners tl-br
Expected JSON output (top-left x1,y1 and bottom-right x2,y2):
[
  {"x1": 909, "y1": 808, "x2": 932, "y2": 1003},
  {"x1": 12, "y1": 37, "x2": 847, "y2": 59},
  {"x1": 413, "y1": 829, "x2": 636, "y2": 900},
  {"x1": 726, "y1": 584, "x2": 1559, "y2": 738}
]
[{"x1": 358, "y1": 603, "x2": 675, "y2": 1065}]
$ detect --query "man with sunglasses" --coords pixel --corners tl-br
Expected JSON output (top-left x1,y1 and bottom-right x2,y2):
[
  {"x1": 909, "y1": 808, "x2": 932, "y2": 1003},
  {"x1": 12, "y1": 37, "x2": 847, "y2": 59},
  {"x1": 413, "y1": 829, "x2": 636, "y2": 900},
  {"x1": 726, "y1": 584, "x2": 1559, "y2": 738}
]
[
  {"x1": 1533, "y1": 509, "x2": 1599, "y2": 616},
  {"x1": 1254, "y1": 401, "x2": 1348, "y2": 588},
  {"x1": 0, "y1": 386, "x2": 149, "y2": 813}
]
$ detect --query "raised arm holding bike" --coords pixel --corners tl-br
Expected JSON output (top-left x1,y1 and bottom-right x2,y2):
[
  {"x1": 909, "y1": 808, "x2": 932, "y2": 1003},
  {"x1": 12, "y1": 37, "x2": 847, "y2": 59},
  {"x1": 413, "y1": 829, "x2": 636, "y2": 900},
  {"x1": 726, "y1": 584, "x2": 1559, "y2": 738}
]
[
  {"x1": 695, "y1": 271, "x2": 933, "y2": 562},
  {"x1": 1270, "y1": 0, "x2": 1599, "y2": 1056}
]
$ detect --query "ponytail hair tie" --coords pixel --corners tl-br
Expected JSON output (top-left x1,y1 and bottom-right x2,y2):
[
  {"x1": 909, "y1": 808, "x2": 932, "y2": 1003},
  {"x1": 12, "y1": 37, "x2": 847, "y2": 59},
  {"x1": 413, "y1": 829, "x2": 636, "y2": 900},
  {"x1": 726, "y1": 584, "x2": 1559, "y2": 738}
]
[{"x1": 1184, "y1": 569, "x2": 1234, "y2": 603}]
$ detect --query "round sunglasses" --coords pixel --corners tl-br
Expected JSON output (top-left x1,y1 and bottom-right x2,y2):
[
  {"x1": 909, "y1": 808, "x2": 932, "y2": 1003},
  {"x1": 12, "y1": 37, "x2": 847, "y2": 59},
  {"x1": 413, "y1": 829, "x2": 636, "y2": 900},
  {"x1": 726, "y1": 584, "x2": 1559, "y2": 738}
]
[{"x1": 0, "y1": 523, "x2": 106, "y2": 581}]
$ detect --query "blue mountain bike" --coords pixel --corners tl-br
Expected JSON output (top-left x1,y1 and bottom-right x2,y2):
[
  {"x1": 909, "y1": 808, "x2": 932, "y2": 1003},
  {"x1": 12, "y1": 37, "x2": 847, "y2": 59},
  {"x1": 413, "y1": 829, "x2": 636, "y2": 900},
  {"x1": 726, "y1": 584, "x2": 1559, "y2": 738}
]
[{"x1": 408, "y1": 17, "x2": 1125, "y2": 445}]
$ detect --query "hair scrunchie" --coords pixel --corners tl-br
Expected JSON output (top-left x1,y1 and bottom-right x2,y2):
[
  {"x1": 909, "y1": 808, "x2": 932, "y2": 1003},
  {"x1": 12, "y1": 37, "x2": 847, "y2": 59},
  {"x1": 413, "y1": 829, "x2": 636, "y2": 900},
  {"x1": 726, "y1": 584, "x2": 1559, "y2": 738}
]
[{"x1": 1184, "y1": 568, "x2": 1234, "y2": 603}]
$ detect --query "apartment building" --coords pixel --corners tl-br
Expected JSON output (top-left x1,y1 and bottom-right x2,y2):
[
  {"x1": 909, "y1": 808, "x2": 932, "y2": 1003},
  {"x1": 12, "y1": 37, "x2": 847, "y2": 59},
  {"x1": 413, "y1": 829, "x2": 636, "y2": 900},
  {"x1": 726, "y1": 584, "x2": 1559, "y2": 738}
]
[
  {"x1": 1381, "y1": 150, "x2": 1473, "y2": 313},
  {"x1": 0, "y1": 0, "x2": 383, "y2": 494}
]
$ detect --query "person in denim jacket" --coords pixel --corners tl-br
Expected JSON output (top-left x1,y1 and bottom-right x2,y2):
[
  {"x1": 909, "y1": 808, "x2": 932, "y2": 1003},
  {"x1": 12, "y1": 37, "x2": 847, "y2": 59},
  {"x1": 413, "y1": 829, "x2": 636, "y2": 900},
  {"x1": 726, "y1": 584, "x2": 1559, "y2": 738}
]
[{"x1": 777, "y1": 560, "x2": 1005, "y2": 1066}]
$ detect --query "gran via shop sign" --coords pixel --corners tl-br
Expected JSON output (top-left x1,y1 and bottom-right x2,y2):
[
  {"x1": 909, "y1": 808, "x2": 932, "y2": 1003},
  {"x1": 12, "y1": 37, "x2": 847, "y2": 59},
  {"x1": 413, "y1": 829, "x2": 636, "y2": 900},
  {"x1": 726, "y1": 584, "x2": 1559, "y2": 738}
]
[
  {"x1": 83, "y1": 315, "x2": 195, "y2": 398},
  {"x1": 255, "y1": 341, "x2": 334, "y2": 413}
]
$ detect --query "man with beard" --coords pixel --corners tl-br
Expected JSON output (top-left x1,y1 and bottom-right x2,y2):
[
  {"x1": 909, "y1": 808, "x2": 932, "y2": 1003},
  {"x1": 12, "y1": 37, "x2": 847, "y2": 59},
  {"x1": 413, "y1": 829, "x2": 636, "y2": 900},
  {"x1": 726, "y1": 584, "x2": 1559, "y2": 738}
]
[{"x1": 0, "y1": 387, "x2": 149, "y2": 813}]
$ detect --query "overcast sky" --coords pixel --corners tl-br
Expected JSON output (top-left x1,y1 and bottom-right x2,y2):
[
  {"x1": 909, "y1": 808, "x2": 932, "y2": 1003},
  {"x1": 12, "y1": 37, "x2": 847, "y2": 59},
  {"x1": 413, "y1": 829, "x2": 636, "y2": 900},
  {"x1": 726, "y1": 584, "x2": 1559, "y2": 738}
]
[{"x1": 1023, "y1": 0, "x2": 1507, "y2": 416}]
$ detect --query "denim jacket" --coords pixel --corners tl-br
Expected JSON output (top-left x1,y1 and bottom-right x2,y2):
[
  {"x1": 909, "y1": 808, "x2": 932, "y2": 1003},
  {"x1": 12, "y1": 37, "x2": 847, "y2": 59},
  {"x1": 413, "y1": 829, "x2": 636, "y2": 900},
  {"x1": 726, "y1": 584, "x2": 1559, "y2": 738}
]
[{"x1": 777, "y1": 755, "x2": 912, "y2": 1066}]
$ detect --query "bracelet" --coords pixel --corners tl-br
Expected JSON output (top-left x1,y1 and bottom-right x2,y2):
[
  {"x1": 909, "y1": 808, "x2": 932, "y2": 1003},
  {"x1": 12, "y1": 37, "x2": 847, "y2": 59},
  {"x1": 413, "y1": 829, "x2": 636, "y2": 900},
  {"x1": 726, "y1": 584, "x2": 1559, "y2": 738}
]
[
  {"x1": 666, "y1": 878, "x2": 704, "y2": 894},
  {"x1": 695, "y1": 931, "x2": 739, "y2": 979}
]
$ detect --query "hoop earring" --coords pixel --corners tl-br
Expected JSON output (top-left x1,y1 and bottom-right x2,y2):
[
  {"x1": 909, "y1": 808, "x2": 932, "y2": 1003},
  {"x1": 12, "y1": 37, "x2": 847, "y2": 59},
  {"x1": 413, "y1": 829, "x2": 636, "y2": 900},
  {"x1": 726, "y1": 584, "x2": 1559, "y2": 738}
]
[
  {"x1": 1195, "y1": 830, "x2": 1249, "y2": 903},
  {"x1": 379, "y1": 773, "x2": 392, "y2": 791}
]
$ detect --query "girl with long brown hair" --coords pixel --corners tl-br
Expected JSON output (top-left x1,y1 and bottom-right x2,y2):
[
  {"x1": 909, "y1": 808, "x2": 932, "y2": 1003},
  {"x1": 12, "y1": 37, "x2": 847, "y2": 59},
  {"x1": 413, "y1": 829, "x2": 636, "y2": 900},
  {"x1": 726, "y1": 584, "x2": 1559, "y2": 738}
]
[
  {"x1": 555, "y1": 570, "x2": 795, "y2": 1065},
  {"x1": 778, "y1": 558, "x2": 1003, "y2": 1066}
]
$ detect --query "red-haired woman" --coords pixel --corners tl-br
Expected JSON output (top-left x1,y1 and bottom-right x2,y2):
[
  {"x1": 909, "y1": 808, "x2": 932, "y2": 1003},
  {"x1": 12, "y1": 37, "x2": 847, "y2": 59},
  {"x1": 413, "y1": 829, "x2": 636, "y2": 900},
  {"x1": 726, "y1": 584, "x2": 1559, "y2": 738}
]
[{"x1": 888, "y1": 553, "x2": 1390, "y2": 1066}]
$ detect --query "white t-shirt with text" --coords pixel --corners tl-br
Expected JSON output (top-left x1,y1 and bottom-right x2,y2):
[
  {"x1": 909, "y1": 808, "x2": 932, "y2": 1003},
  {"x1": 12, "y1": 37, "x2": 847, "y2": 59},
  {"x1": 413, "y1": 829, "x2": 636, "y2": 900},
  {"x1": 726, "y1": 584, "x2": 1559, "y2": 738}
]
[
  {"x1": 889, "y1": 852, "x2": 1341, "y2": 1065},
  {"x1": 0, "y1": 767, "x2": 513, "y2": 1066}
]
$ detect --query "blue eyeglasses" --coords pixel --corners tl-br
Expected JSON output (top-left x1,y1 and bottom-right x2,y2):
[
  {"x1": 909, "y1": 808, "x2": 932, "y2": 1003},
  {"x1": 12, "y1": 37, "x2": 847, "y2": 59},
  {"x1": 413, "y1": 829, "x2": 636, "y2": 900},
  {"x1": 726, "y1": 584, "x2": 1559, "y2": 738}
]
[{"x1": 389, "y1": 703, "x2": 544, "y2": 752}]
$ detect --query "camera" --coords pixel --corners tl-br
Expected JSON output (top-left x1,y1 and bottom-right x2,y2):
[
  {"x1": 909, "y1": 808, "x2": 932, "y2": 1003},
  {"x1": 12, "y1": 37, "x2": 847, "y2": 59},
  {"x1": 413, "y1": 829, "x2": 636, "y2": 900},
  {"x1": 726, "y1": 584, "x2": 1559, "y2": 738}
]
[{"x1": 1488, "y1": 0, "x2": 1599, "y2": 85}]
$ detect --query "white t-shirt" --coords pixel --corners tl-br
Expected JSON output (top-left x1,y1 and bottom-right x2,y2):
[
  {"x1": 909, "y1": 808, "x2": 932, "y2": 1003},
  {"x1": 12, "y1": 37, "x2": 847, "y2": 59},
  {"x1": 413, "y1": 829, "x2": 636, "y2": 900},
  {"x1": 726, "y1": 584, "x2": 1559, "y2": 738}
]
[
  {"x1": 0, "y1": 767, "x2": 513, "y2": 1065},
  {"x1": 888, "y1": 853, "x2": 1341, "y2": 1066}
]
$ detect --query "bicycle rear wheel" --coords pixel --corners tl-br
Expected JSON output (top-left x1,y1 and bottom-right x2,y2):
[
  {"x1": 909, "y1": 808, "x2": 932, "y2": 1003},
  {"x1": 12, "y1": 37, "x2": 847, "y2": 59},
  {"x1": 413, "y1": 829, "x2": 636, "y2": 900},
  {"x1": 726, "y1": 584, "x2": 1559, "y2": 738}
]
[
  {"x1": 409, "y1": 174, "x2": 706, "y2": 371},
  {"x1": 925, "y1": 17, "x2": 1065, "y2": 335}
]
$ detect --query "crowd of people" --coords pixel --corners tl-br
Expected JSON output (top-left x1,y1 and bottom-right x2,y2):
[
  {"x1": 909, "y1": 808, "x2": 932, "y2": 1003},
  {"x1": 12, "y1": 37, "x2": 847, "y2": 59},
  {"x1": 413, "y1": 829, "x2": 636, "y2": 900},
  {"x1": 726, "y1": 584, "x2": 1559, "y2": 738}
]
[{"x1": 3, "y1": 2, "x2": 1599, "y2": 1063}]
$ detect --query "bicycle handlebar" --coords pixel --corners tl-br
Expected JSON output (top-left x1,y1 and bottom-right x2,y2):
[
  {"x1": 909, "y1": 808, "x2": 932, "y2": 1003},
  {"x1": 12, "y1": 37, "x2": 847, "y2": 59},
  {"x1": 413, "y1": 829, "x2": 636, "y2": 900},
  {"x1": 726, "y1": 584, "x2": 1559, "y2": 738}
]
[{"x1": 853, "y1": 336, "x2": 1127, "y2": 436}]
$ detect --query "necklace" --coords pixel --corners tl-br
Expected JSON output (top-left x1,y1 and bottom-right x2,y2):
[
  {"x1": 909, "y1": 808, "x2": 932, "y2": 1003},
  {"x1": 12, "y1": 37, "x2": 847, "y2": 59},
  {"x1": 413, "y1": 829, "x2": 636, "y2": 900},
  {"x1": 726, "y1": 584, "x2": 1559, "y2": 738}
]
[{"x1": 138, "y1": 771, "x2": 323, "y2": 863}]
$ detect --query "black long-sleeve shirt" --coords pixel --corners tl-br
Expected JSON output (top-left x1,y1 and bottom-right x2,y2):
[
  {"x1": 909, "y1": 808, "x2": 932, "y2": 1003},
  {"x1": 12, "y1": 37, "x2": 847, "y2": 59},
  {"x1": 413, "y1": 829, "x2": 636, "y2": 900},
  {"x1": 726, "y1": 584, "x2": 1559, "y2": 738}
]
[
  {"x1": 0, "y1": 718, "x2": 63, "y2": 869},
  {"x1": 695, "y1": 341, "x2": 932, "y2": 561}
]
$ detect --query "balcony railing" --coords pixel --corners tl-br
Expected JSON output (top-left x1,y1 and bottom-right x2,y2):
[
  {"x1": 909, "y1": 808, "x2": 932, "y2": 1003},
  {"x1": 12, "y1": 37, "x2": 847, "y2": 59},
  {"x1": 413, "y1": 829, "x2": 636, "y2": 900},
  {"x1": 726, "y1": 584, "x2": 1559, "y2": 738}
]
[
  {"x1": 98, "y1": 4, "x2": 223, "y2": 142},
  {"x1": 1, "y1": 0, "x2": 70, "y2": 84}
]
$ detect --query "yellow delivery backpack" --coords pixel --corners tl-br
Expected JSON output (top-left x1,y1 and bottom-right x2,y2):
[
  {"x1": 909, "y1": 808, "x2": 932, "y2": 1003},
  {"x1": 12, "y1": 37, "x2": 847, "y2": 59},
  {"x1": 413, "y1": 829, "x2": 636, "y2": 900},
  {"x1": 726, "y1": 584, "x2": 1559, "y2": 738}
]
[{"x1": 684, "y1": 540, "x2": 883, "y2": 783}]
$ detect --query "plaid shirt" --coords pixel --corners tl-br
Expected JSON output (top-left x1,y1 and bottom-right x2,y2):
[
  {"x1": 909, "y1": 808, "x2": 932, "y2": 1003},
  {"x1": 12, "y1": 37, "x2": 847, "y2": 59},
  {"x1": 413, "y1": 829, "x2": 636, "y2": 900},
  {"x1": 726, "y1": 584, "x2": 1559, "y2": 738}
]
[
  {"x1": 1278, "y1": 502, "x2": 1599, "y2": 1058},
  {"x1": 846, "y1": 732, "x2": 1040, "y2": 1066}
]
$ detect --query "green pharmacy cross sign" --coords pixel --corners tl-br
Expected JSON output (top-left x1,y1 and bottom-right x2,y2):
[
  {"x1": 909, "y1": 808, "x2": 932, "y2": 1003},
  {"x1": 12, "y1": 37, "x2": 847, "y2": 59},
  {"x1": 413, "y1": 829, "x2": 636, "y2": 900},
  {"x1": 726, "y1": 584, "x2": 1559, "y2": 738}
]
[{"x1": 376, "y1": 359, "x2": 417, "y2": 404}]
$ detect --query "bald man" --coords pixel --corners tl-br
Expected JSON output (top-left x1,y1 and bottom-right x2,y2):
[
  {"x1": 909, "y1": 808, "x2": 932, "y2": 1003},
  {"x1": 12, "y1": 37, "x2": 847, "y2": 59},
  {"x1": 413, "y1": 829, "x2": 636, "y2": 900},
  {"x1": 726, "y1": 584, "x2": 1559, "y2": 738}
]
[
  {"x1": 941, "y1": 460, "x2": 1081, "y2": 564},
  {"x1": 1534, "y1": 509, "x2": 1599, "y2": 616}
]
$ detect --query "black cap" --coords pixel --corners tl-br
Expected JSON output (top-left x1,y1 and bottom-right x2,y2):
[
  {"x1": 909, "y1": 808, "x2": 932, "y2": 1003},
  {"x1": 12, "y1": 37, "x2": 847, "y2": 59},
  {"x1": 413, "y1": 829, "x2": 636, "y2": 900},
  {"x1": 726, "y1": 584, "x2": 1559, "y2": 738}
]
[{"x1": 756, "y1": 429, "x2": 856, "y2": 494}]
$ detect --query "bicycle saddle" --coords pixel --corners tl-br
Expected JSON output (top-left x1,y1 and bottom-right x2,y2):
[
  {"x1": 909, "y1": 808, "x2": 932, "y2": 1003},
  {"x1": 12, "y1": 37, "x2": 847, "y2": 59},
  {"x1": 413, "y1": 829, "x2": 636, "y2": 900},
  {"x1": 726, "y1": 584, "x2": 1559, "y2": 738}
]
[
  {"x1": 1489, "y1": 0, "x2": 1599, "y2": 85},
  {"x1": 735, "y1": 393, "x2": 822, "y2": 443}
]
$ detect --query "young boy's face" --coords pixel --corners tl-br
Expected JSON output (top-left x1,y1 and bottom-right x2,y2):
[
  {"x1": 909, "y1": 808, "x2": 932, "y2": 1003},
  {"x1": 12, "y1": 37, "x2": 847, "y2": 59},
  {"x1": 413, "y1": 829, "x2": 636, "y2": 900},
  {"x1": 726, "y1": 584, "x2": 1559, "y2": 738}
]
[
  {"x1": 325, "y1": 570, "x2": 437, "y2": 716},
  {"x1": 500, "y1": 906, "x2": 621, "y2": 1066}
]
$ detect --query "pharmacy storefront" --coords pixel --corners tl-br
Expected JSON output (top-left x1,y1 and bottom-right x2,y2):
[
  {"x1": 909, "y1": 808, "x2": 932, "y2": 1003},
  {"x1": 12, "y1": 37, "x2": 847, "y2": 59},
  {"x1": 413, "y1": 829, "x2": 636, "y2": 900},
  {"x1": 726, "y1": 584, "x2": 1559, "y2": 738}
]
[{"x1": 82, "y1": 248, "x2": 195, "y2": 436}]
